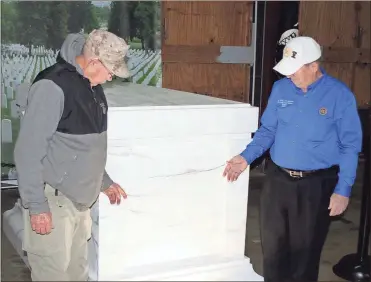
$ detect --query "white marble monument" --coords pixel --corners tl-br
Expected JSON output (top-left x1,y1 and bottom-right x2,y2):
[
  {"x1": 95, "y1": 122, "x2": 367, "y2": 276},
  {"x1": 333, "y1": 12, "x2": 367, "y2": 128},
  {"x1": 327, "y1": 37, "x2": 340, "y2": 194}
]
[
  {"x1": 95, "y1": 84, "x2": 263, "y2": 281},
  {"x1": 2, "y1": 84, "x2": 263, "y2": 281}
]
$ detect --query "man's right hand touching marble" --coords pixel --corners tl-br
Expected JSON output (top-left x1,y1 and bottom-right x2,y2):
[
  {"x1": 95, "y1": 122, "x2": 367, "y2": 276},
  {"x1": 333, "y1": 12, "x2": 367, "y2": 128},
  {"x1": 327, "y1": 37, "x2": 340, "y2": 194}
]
[
  {"x1": 222, "y1": 155, "x2": 248, "y2": 182},
  {"x1": 103, "y1": 182, "x2": 127, "y2": 205}
]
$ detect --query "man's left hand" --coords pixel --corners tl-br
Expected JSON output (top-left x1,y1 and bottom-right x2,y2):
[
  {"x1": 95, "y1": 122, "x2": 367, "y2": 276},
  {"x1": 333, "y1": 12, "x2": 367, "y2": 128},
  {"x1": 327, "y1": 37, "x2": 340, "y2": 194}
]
[
  {"x1": 328, "y1": 193, "x2": 349, "y2": 216},
  {"x1": 103, "y1": 183, "x2": 127, "y2": 205}
]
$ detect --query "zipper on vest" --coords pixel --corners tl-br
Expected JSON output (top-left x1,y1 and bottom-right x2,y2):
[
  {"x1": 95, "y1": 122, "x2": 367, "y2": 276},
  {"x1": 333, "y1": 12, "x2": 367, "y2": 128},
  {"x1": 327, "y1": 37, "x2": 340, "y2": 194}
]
[
  {"x1": 90, "y1": 86, "x2": 103, "y2": 131},
  {"x1": 90, "y1": 86, "x2": 97, "y2": 103}
]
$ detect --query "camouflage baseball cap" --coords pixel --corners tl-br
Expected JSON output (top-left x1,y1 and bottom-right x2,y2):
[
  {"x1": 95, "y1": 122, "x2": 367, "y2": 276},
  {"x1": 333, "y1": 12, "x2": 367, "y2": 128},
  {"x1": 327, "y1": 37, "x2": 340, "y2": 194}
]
[{"x1": 85, "y1": 29, "x2": 130, "y2": 78}]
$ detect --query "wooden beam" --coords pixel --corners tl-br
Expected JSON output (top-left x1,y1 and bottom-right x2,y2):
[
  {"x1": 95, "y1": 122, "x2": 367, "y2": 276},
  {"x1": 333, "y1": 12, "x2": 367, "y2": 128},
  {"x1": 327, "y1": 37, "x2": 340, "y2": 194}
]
[
  {"x1": 162, "y1": 45, "x2": 221, "y2": 64},
  {"x1": 321, "y1": 47, "x2": 371, "y2": 64},
  {"x1": 162, "y1": 45, "x2": 254, "y2": 64}
]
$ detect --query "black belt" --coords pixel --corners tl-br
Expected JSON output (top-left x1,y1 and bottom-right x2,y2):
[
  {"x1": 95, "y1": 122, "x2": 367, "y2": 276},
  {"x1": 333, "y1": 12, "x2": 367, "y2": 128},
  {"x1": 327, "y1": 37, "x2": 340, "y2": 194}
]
[
  {"x1": 55, "y1": 189, "x2": 59, "y2": 196},
  {"x1": 278, "y1": 165, "x2": 338, "y2": 179}
]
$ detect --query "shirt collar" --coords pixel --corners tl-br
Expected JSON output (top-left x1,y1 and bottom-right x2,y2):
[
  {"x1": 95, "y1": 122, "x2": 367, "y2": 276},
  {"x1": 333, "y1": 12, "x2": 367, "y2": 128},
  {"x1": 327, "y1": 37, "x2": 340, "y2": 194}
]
[
  {"x1": 307, "y1": 67, "x2": 327, "y2": 90},
  {"x1": 290, "y1": 67, "x2": 327, "y2": 93}
]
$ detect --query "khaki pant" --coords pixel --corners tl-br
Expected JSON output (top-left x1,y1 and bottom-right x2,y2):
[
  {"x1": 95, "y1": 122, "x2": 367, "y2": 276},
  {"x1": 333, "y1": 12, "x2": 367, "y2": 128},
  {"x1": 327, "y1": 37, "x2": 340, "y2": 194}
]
[{"x1": 22, "y1": 184, "x2": 93, "y2": 281}]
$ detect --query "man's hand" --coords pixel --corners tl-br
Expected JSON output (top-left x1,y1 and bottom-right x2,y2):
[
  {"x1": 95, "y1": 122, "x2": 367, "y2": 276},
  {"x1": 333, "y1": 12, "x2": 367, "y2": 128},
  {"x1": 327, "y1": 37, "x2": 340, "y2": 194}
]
[
  {"x1": 103, "y1": 183, "x2": 127, "y2": 205},
  {"x1": 222, "y1": 155, "x2": 248, "y2": 182},
  {"x1": 328, "y1": 193, "x2": 349, "y2": 216},
  {"x1": 30, "y1": 212, "x2": 53, "y2": 235}
]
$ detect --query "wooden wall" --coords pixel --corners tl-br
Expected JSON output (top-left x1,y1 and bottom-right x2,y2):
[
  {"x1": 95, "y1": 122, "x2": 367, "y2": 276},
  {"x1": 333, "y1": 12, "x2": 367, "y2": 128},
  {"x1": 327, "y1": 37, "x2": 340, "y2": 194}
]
[
  {"x1": 161, "y1": 1, "x2": 254, "y2": 103},
  {"x1": 299, "y1": 1, "x2": 371, "y2": 108}
]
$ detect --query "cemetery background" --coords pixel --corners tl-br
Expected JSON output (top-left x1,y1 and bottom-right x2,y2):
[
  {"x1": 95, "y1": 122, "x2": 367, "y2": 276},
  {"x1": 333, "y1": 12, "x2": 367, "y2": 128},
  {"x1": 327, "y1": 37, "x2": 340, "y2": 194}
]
[{"x1": 1, "y1": 1, "x2": 162, "y2": 179}]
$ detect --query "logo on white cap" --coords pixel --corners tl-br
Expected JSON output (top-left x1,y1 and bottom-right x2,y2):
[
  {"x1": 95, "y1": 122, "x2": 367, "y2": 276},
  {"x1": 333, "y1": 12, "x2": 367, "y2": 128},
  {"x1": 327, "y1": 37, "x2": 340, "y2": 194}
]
[
  {"x1": 273, "y1": 36, "x2": 322, "y2": 76},
  {"x1": 283, "y1": 48, "x2": 298, "y2": 59}
]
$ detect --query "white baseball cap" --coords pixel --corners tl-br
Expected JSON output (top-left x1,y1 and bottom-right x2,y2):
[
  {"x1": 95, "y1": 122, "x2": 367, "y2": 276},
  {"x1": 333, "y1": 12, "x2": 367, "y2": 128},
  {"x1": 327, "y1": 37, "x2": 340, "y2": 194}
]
[{"x1": 273, "y1": 36, "x2": 322, "y2": 76}]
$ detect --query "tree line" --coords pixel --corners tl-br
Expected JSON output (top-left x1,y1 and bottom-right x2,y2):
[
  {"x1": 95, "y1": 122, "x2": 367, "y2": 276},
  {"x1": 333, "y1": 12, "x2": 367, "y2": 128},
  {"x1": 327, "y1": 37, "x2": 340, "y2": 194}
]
[
  {"x1": 108, "y1": 1, "x2": 161, "y2": 50},
  {"x1": 1, "y1": 1, "x2": 160, "y2": 53},
  {"x1": 1, "y1": 1, "x2": 103, "y2": 51}
]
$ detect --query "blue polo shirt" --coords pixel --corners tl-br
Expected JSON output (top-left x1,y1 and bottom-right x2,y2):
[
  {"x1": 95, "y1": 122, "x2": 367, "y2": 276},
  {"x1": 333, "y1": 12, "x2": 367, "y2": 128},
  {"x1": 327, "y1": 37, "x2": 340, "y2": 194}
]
[{"x1": 241, "y1": 69, "x2": 363, "y2": 197}]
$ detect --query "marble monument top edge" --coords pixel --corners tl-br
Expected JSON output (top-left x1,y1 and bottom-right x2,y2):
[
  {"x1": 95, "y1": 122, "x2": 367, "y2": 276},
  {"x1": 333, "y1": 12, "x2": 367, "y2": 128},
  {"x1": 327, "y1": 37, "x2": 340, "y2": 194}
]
[{"x1": 104, "y1": 83, "x2": 254, "y2": 110}]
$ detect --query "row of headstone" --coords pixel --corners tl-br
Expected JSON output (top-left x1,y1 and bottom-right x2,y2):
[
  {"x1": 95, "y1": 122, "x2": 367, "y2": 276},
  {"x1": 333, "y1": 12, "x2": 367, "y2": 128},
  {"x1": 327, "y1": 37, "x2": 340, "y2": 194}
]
[
  {"x1": 143, "y1": 58, "x2": 154, "y2": 74},
  {"x1": 7, "y1": 167, "x2": 18, "y2": 180},
  {"x1": 2, "y1": 94, "x2": 7, "y2": 109},
  {"x1": 2, "y1": 43, "x2": 56, "y2": 56},
  {"x1": 2, "y1": 55, "x2": 34, "y2": 85},
  {"x1": 1, "y1": 46, "x2": 163, "y2": 97},
  {"x1": 2, "y1": 53, "x2": 56, "y2": 63},
  {"x1": 1, "y1": 48, "x2": 57, "y2": 70},
  {"x1": 5, "y1": 86, "x2": 14, "y2": 100},
  {"x1": 1, "y1": 44, "x2": 28, "y2": 55},
  {"x1": 25, "y1": 56, "x2": 38, "y2": 82},
  {"x1": 132, "y1": 70, "x2": 145, "y2": 83},
  {"x1": 142, "y1": 58, "x2": 162, "y2": 86},
  {"x1": 2, "y1": 48, "x2": 158, "y2": 86},
  {"x1": 1, "y1": 54, "x2": 54, "y2": 88},
  {"x1": 131, "y1": 52, "x2": 159, "y2": 77},
  {"x1": 126, "y1": 49, "x2": 162, "y2": 69},
  {"x1": 127, "y1": 53, "x2": 147, "y2": 69},
  {"x1": 1, "y1": 96, "x2": 20, "y2": 116}
]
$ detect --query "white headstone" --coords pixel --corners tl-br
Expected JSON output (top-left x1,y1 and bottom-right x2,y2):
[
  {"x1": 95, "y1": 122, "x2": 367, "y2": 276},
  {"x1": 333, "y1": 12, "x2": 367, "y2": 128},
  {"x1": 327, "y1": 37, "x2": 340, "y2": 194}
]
[
  {"x1": 8, "y1": 167, "x2": 18, "y2": 180},
  {"x1": 6, "y1": 86, "x2": 14, "y2": 100},
  {"x1": 2, "y1": 94, "x2": 7, "y2": 108},
  {"x1": 1, "y1": 119, "x2": 13, "y2": 143},
  {"x1": 10, "y1": 100, "x2": 19, "y2": 118}
]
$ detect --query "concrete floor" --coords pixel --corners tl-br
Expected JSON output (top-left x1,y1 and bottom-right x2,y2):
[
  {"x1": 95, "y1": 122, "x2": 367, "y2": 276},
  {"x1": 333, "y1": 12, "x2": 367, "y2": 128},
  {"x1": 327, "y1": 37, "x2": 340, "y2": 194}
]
[{"x1": 1, "y1": 160, "x2": 365, "y2": 281}]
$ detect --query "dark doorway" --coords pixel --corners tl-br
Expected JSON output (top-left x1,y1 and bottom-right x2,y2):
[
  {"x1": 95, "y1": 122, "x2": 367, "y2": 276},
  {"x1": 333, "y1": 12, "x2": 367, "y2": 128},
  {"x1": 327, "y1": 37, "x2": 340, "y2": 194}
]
[
  {"x1": 250, "y1": 1, "x2": 299, "y2": 171},
  {"x1": 259, "y1": 1, "x2": 299, "y2": 113}
]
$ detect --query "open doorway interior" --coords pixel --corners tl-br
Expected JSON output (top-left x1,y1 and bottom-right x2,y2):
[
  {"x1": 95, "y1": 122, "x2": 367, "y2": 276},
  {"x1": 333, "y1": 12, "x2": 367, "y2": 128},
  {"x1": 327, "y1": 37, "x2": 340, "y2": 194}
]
[
  {"x1": 256, "y1": 1, "x2": 299, "y2": 112},
  {"x1": 250, "y1": 1, "x2": 299, "y2": 171}
]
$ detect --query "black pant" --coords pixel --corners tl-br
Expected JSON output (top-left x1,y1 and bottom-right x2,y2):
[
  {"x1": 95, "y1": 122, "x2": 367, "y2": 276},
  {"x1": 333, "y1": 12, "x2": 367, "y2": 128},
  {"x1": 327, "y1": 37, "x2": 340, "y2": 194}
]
[{"x1": 260, "y1": 161, "x2": 338, "y2": 282}]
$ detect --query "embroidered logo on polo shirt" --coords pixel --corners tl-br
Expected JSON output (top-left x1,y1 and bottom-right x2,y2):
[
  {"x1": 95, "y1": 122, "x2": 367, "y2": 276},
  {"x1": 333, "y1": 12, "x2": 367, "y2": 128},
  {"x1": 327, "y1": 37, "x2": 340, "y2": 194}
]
[
  {"x1": 277, "y1": 99, "x2": 294, "y2": 108},
  {"x1": 319, "y1": 107, "x2": 327, "y2": 115}
]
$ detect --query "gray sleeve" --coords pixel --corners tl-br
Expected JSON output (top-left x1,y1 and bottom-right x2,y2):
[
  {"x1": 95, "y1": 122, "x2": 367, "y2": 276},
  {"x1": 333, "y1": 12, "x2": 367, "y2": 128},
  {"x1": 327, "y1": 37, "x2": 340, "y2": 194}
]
[
  {"x1": 14, "y1": 79, "x2": 64, "y2": 215},
  {"x1": 101, "y1": 169, "x2": 114, "y2": 192}
]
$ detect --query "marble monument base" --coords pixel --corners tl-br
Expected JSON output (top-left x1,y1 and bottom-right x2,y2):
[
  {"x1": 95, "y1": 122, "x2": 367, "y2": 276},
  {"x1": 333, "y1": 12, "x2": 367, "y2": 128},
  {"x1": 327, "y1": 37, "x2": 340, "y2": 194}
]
[{"x1": 99, "y1": 255, "x2": 261, "y2": 281}]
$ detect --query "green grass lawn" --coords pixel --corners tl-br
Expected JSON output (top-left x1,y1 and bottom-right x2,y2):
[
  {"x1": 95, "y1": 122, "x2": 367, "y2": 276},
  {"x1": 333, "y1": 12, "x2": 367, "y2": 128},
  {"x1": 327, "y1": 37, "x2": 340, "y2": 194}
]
[
  {"x1": 136, "y1": 58, "x2": 158, "y2": 84},
  {"x1": 149, "y1": 64, "x2": 162, "y2": 87},
  {"x1": 129, "y1": 41, "x2": 142, "y2": 50}
]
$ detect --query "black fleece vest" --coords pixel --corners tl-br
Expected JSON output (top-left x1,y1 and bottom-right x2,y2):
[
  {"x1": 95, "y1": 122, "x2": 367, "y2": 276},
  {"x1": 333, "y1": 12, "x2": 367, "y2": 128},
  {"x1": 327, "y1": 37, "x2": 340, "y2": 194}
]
[{"x1": 32, "y1": 57, "x2": 108, "y2": 135}]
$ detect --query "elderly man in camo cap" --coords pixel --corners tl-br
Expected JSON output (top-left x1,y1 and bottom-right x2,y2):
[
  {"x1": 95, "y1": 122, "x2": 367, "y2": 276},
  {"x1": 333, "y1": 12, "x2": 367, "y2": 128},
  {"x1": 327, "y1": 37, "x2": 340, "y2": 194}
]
[
  {"x1": 14, "y1": 29, "x2": 129, "y2": 281},
  {"x1": 82, "y1": 29, "x2": 131, "y2": 81}
]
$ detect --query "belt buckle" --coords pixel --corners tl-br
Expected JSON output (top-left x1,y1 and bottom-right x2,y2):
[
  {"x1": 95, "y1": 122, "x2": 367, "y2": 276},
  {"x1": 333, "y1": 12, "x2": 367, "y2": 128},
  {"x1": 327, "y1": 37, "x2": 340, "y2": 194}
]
[{"x1": 289, "y1": 170, "x2": 303, "y2": 178}]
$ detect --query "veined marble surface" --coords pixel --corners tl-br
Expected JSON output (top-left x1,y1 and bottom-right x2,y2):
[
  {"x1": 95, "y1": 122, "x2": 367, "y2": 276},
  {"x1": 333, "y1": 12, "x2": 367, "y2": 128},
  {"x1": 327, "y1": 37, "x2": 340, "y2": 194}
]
[
  {"x1": 97, "y1": 88, "x2": 262, "y2": 281},
  {"x1": 98, "y1": 135, "x2": 260, "y2": 281}
]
